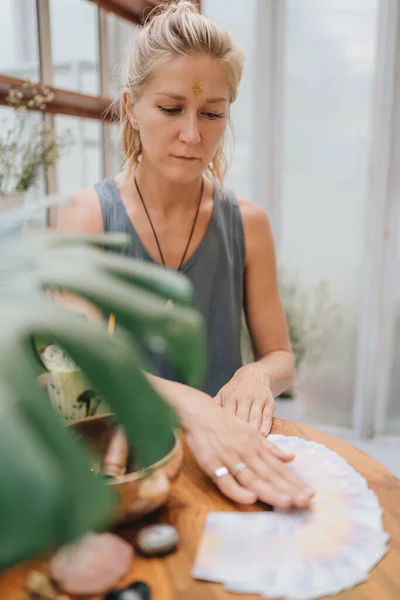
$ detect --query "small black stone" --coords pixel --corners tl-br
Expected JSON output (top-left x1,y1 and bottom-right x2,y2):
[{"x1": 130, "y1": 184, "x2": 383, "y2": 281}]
[{"x1": 104, "y1": 581, "x2": 151, "y2": 600}]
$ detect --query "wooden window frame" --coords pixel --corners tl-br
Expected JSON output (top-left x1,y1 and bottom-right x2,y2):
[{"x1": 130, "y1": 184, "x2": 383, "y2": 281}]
[
  {"x1": 0, "y1": 74, "x2": 113, "y2": 121},
  {"x1": 88, "y1": 0, "x2": 201, "y2": 25}
]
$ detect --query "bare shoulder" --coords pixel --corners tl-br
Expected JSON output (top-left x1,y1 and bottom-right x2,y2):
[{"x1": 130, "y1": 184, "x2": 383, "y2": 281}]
[
  {"x1": 57, "y1": 185, "x2": 103, "y2": 233},
  {"x1": 236, "y1": 195, "x2": 273, "y2": 243},
  {"x1": 236, "y1": 196, "x2": 277, "y2": 273}
]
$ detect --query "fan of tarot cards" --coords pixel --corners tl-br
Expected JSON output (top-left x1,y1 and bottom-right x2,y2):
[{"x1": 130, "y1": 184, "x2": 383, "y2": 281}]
[{"x1": 192, "y1": 435, "x2": 390, "y2": 600}]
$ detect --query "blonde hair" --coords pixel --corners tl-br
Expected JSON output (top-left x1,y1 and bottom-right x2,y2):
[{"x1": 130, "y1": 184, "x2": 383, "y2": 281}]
[{"x1": 117, "y1": 0, "x2": 246, "y2": 186}]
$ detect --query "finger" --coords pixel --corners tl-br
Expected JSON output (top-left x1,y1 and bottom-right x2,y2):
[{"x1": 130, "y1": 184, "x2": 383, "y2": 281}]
[
  {"x1": 248, "y1": 450, "x2": 304, "y2": 496},
  {"x1": 220, "y1": 394, "x2": 237, "y2": 414},
  {"x1": 249, "y1": 400, "x2": 264, "y2": 430},
  {"x1": 263, "y1": 438, "x2": 295, "y2": 462},
  {"x1": 223, "y1": 446, "x2": 306, "y2": 508},
  {"x1": 235, "y1": 398, "x2": 253, "y2": 421},
  {"x1": 258, "y1": 445, "x2": 314, "y2": 501},
  {"x1": 205, "y1": 460, "x2": 256, "y2": 505},
  {"x1": 213, "y1": 470, "x2": 257, "y2": 505},
  {"x1": 269, "y1": 446, "x2": 295, "y2": 462},
  {"x1": 259, "y1": 405, "x2": 273, "y2": 436},
  {"x1": 232, "y1": 467, "x2": 294, "y2": 509},
  {"x1": 247, "y1": 455, "x2": 313, "y2": 508}
]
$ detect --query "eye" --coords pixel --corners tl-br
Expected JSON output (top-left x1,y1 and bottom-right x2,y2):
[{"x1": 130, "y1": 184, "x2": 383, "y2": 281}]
[
  {"x1": 203, "y1": 112, "x2": 224, "y2": 120},
  {"x1": 159, "y1": 106, "x2": 181, "y2": 115}
]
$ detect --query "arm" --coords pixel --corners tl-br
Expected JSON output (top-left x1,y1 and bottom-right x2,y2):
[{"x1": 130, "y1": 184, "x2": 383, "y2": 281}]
[
  {"x1": 242, "y1": 198, "x2": 294, "y2": 395},
  {"x1": 215, "y1": 198, "x2": 294, "y2": 435}
]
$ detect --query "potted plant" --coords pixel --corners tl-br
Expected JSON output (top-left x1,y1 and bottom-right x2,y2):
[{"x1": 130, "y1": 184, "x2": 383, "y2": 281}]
[{"x1": 0, "y1": 81, "x2": 72, "y2": 212}]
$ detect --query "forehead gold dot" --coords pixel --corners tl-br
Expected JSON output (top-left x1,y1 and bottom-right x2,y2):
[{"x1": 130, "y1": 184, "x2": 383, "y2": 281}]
[{"x1": 192, "y1": 80, "x2": 204, "y2": 97}]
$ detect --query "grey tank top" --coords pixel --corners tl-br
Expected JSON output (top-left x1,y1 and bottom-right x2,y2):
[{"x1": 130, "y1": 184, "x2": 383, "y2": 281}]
[{"x1": 95, "y1": 177, "x2": 245, "y2": 397}]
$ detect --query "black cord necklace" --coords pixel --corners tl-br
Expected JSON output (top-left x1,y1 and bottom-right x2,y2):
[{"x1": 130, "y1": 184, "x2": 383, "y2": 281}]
[{"x1": 134, "y1": 175, "x2": 204, "y2": 271}]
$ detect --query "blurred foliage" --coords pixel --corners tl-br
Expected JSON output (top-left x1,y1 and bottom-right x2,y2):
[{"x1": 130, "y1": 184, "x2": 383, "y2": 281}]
[{"x1": 0, "y1": 211, "x2": 206, "y2": 568}]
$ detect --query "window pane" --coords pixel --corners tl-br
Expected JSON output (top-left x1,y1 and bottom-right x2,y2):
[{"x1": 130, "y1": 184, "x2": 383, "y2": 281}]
[
  {"x1": 54, "y1": 116, "x2": 102, "y2": 197},
  {"x1": 280, "y1": 0, "x2": 378, "y2": 427},
  {"x1": 0, "y1": 0, "x2": 40, "y2": 80},
  {"x1": 104, "y1": 123, "x2": 124, "y2": 177},
  {"x1": 387, "y1": 210, "x2": 400, "y2": 433},
  {"x1": 0, "y1": 105, "x2": 46, "y2": 225},
  {"x1": 106, "y1": 12, "x2": 137, "y2": 99},
  {"x1": 201, "y1": 0, "x2": 257, "y2": 198},
  {"x1": 50, "y1": 0, "x2": 100, "y2": 95}
]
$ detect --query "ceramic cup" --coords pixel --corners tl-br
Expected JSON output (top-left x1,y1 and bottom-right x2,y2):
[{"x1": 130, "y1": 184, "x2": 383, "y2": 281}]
[
  {"x1": 42, "y1": 344, "x2": 108, "y2": 424},
  {"x1": 46, "y1": 369, "x2": 108, "y2": 424}
]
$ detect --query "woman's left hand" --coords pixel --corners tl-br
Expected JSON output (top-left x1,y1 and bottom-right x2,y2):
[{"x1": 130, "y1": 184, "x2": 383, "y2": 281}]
[{"x1": 214, "y1": 364, "x2": 275, "y2": 436}]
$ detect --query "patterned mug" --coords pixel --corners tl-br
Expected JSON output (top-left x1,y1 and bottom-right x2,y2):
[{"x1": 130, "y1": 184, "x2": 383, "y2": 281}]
[{"x1": 41, "y1": 344, "x2": 107, "y2": 424}]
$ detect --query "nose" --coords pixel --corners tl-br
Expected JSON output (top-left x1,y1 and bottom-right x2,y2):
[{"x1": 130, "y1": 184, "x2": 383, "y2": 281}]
[{"x1": 178, "y1": 112, "x2": 201, "y2": 145}]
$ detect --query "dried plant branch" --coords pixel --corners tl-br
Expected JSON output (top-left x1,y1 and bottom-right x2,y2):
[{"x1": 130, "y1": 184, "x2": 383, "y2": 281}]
[{"x1": 0, "y1": 82, "x2": 73, "y2": 195}]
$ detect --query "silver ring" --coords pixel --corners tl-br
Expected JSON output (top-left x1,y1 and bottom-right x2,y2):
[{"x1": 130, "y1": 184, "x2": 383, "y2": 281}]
[
  {"x1": 213, "y1": 466, "x2": 229, "y2": 479},
  {"x1": 234, "y1": 462, "x2": 247, "y2": 475}
]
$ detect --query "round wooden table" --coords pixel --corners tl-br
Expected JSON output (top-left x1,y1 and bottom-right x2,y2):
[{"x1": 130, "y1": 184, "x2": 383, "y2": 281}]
[{"x1": 1, "y1": 418, "x2": 400, "y2": 599}]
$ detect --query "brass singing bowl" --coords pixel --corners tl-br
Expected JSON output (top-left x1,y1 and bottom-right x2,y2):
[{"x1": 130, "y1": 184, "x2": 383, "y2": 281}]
[{"x1": 69, "y1": 414, "x2": 183, "y2": 524}]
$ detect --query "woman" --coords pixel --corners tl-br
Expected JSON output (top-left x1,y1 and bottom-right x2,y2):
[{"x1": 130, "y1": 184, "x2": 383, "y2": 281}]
[{"x1": 58, "y1": 1, "x2": 313, "y2": 509}]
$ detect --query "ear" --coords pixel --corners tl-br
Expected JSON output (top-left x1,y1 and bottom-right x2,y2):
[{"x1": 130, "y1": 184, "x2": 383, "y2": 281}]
[{"x1": 123, "y1": 91, "x2": 139, "y2": 132}]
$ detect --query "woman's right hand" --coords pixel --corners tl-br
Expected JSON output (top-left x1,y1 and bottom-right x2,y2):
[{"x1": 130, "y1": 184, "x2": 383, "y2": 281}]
[
  {"x1": 146, "y1": 373, "x2": 314, "y2": 508},
  {"x1": 184, "y1": 397, "x2": 314, "y2": 508}
]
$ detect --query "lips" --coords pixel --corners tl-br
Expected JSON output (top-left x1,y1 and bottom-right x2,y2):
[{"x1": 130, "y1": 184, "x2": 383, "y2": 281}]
[{"x1": 172, "y1": 155, "x2": 200, "y2": 160}]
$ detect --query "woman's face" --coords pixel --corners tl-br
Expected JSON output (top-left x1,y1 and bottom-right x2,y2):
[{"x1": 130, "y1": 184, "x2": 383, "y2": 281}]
[{"x1": 128, "y1": 54, "x2": 230, "y2": 183}]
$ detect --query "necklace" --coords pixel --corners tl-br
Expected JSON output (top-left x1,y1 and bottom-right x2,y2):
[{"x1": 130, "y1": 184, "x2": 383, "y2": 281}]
[{"x1": 134, "y1": 175, "x2": 204, "y2": 271}]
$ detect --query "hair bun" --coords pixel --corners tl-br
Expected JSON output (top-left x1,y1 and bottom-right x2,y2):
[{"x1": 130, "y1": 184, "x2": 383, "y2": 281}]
[{"x1": 144, "y1": 1, "x2": 199, "y2": 25}]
